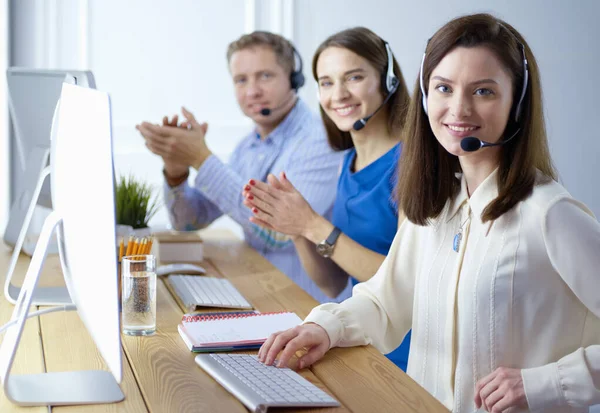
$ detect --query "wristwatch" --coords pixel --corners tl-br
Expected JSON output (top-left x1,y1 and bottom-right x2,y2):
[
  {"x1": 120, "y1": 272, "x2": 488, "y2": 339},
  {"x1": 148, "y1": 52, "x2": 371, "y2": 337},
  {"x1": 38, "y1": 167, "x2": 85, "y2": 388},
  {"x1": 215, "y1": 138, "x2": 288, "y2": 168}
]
[{"x1": 316, "y1": 227, "x2": 342, "y2": 258}]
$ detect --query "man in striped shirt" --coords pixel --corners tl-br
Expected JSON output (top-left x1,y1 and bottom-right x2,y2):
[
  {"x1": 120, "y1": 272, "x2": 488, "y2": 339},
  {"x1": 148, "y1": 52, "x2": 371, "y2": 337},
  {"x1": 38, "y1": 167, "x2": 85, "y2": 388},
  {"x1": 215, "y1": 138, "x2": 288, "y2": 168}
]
[{"x1": 137, "y1": 31, "x2": 349, "y2": 303}]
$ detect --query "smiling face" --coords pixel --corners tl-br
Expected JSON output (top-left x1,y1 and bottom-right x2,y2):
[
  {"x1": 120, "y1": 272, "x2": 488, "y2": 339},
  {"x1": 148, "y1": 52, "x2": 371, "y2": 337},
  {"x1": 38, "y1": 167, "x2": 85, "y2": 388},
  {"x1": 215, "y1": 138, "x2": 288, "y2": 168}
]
[
  {"x1": 316, "y1": 47, "x2": 385, "y2": 132},
  {"x1": 427, "y1": 46, "x2": 514, "y2": 158},
  {"x1": 229, "y1": 46, "x2": 293, "y2": 125}
]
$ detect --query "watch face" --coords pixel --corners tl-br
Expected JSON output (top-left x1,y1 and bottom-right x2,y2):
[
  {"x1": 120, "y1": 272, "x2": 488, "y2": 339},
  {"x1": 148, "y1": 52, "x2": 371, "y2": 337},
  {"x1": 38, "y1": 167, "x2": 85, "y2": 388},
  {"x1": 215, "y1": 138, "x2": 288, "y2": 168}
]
[{"x1": 316, "y1": 242, "x2": 333, "y2": 258}]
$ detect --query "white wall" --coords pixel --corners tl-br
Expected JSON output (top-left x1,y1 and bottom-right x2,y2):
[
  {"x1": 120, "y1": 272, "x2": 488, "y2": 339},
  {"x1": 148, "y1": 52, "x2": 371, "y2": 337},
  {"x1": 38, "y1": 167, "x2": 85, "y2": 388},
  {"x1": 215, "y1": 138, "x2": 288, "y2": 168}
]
[
  {"x1": 0, "y1": 0, "x2": 8, "y2": 233},
  {"x1": 8, "y1": 0, "x2": 600, "y2": 227},
  {"x1": 87, "y1": 0, "x2": 251, "y2": 235}
]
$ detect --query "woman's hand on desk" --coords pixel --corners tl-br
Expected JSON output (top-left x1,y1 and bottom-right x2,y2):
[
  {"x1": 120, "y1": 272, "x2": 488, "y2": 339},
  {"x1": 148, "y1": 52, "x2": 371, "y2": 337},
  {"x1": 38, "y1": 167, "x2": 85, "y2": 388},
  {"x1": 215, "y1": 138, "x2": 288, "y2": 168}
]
[
  {"x1": 258, "y1": 323, "x2": 330, "y2": 370},
  {"x1": 242, "y1": 172, "x2": 318, "y2": 239}
]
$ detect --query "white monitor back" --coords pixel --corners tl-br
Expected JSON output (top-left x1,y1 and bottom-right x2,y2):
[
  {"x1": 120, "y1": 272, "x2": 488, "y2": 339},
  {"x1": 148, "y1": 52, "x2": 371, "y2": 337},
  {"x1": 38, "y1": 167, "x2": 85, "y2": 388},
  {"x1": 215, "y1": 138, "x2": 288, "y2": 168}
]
[{"x1": 51, "y1": 83, "x2": 122, "y2": 382}]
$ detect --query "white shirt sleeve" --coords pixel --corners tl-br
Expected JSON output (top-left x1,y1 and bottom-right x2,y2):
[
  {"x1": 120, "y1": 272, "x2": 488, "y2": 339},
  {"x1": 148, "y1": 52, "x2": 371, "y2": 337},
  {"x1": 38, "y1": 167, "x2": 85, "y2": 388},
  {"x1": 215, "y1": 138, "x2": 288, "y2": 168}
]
[
  {"x1": 304, "y1": 218, "x2": 419, "y2": 354},
  {"x1": 522, "y1": 197, "x2": 600, "y2": 410}
]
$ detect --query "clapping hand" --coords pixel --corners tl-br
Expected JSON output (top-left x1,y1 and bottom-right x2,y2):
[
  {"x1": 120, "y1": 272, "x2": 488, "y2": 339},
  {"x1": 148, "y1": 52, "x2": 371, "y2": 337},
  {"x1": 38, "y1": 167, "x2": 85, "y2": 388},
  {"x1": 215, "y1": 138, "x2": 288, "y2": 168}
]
[
  {"x1": 242, "y1": 172, "x2": 317, "y2": 238},
  {"x1": 136, "y1": 107, "x2": 211, "y2": 170}
]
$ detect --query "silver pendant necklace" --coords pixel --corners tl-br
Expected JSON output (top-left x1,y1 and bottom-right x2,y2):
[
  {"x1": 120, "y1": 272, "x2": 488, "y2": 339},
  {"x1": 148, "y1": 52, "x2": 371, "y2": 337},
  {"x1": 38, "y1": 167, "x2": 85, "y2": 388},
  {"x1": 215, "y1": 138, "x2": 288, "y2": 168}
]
[{"x1": 453, "y1": 209, "x2": 471, "y2": 252}]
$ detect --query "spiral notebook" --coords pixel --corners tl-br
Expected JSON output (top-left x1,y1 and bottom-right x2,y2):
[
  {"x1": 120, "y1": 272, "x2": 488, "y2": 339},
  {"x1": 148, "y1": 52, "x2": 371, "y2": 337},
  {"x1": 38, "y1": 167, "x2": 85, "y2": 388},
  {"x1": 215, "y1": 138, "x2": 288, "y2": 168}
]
[{"x1": 178, "y1": 311, "x2": 303, "y2": 353}]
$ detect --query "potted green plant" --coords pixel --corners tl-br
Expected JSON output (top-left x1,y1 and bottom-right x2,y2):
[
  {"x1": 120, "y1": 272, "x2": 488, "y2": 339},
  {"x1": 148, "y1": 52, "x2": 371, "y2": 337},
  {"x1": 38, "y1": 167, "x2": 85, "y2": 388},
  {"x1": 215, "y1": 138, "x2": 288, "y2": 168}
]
[{"x1": 115, "y1": 174, "x2": 161, "y2": 237}]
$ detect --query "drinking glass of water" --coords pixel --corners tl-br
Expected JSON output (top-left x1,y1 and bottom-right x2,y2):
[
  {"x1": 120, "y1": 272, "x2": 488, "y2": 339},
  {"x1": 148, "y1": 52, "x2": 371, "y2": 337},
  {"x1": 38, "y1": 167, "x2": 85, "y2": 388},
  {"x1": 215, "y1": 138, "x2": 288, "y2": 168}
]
[{"x1": 121, "y1": 255, "x2": 157, "y2": 336}]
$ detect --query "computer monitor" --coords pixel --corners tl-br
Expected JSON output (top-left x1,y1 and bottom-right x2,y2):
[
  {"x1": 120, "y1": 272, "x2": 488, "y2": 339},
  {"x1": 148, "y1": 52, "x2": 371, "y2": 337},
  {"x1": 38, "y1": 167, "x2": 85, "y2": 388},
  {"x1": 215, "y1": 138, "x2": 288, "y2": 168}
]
[
  {"x1": 0, "y1": 82, "x2": 124, "y2": 406},
  {"x1": 3, "y1": 69, "x2": 96, "y2": 305},
  {"x1": 3, "y1": 68, "x2": 96, "y2": 252}
]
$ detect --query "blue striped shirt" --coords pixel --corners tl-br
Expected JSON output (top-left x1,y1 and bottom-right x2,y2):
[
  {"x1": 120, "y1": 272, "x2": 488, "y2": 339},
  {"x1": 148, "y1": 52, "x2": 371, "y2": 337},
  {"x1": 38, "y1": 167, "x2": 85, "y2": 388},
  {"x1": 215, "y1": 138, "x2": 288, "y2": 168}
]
[{"x1": 164, "y1": 99, "x2": 350, "y2": 303}]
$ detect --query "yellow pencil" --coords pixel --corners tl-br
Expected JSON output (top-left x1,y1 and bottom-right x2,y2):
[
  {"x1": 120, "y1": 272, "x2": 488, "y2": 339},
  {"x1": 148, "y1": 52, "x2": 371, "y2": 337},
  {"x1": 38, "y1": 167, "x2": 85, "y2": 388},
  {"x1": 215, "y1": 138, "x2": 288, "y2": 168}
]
[
  {"x1": 125, "y1": 236, "x2": 134, "y2": 257},
  {"x1": 140, "y1": 238, "x2": 148, "y2": 255},
  {"x1": 131, "y1": 238, "x2": 139, "y2": 256},
  {"x1": 118, "y1": 237, "x2": 124, "y2": 262},
  {"x1": 146, "y1": 237, "x2": 154, "y2": 255}
]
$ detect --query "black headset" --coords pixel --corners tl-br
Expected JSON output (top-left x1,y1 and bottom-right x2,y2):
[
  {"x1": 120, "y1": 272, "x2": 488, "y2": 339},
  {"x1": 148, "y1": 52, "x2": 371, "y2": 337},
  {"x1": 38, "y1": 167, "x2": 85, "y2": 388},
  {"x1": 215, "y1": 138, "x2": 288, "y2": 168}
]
[{"x1": 290, "y1": 46, "x2": 305, "y2": 91}]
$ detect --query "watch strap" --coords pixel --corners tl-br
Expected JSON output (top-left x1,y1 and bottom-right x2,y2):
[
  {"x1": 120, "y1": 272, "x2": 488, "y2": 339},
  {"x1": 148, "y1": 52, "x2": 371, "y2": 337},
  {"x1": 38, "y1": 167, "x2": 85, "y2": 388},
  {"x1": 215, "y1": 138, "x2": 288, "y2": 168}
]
[
  {"x1": 325, "y1": 227, "x2": 342, "y2": 246},
  {"x1": 163, "y1": 168, "x2": 190, "y2": 187}
]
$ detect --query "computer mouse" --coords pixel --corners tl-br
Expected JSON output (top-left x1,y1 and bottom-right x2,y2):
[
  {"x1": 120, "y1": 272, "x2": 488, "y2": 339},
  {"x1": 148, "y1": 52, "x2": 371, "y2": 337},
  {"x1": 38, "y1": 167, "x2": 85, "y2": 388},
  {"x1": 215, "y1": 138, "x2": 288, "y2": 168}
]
[{"x1": 156, "y1": 263, "x2": 206, "y2": 276}]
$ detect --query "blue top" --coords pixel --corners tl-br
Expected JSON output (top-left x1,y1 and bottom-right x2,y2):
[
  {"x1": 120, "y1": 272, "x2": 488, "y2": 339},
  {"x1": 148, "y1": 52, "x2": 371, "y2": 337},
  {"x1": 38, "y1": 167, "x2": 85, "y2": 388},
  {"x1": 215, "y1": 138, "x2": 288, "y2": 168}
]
[
  {"x1": 331, "y1": 143, "x2": 411, "y2": 371},
  {"x1": 165, "y1": 99, "x2": 350, "y2": 304}
]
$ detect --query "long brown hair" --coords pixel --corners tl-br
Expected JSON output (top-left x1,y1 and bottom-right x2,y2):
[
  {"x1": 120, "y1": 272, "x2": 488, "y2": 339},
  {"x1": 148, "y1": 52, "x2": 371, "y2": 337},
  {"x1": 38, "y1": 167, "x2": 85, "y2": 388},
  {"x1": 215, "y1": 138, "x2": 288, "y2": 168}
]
[
  {"x1": 398, "y1": 13, "x2": 556, "y2": 225},
  {"x1": 312, "y1": 27, "x2": 410, "y2": 151}
]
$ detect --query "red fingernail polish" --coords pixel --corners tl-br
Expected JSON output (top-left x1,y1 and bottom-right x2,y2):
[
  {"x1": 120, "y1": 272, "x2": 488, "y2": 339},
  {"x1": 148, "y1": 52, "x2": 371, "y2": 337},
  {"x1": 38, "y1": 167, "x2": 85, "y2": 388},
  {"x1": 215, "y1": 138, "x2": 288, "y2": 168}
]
[
  {"x1": 249, "y1": 179, "x2": 256, "y2": 185},
  {"x1": 283, "y1": 172, "x2": 287, "y2": 179},
  {"x1": 245, "y1": 185, "x2": 251, "y2": 191},
  {"x1": 252, "y1": 208, "x2": 258, "y2": 213},
  {"x1": 248, "y1": 195, "x2": 254, "y2": 200}
]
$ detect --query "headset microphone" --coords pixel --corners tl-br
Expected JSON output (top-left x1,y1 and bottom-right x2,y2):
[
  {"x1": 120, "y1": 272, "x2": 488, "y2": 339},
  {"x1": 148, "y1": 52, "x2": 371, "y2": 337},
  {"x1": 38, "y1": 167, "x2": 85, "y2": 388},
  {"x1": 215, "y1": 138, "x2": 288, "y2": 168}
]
[
  {"x1": 460, "y1": 127, "x2": 521, "y2": 152},
  {"x1": 259, "y1": 93, "x2": 297, "y2": 117},
  {"x1": 353, "y1": 89, "x2": 396, "y2": 131}
]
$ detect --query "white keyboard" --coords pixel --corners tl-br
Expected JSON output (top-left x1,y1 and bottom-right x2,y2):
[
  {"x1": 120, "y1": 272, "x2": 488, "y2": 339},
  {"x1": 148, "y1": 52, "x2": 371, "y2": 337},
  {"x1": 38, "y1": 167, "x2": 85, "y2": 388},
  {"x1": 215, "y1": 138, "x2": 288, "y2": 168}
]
[
  {"x1": 195, "y1": 354, "x2": 340, "y2": 412},
  {"x1": 167, "y1": 275, "x2": 253, "y2": 310}
]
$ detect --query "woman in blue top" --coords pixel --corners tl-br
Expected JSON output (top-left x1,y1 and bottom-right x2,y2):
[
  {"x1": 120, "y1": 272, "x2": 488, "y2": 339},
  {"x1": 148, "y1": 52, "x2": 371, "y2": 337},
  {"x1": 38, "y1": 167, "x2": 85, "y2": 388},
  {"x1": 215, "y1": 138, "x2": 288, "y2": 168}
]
[{"x1": 242, "y1": 27, "x2": 411, "y2": 371}]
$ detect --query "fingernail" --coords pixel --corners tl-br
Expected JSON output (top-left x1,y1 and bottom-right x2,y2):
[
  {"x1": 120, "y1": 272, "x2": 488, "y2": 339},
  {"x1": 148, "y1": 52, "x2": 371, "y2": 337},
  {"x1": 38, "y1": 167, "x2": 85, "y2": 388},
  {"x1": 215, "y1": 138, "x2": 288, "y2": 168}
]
[
  {"x1": 252, "y1": 208, "x2": 258, "y2": 214},
  {"x1": 298, "y1": 361, "x2": 304, "y2": 369},
  {"x1": 248, "y1": 195, "x2": 254, "y2": 200},
  {"x1": 249, "y1": 179, "x2": 256, "y2": 185},
  {"x1": 283, "y1": 172, "x2": 287, "y2": 180},
  {"x1": 244, "y1": 185, "x2": 251, "y2": 191}
]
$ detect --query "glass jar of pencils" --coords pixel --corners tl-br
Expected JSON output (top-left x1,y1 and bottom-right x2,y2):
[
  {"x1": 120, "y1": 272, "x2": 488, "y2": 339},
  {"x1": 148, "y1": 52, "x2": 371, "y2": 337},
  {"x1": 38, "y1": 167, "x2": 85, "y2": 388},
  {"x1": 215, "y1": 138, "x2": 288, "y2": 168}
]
[{"x1": 117, "y1": 236, "x2": 154, "y2": 310}]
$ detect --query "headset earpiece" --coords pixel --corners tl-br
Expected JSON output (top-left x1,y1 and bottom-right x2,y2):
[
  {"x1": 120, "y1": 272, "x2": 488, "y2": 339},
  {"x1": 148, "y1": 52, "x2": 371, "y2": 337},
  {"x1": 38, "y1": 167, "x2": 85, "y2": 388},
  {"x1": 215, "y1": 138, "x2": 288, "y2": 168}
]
[
  {"x1": 382, "y1": 42, "x2": 399, "y2": 96},
  {"x1": 290, "y1": 46, "x2": 305, "y2": 90},
  {"x1": 419, "y1": 48, "x2": 429, "y2": 116}
]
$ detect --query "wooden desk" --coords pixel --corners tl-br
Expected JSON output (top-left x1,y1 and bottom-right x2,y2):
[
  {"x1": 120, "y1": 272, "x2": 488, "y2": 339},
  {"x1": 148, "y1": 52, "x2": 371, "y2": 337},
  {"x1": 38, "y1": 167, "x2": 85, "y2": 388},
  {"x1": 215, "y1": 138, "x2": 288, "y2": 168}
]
[{"x1": 0, "y1": 229, "x2": 448, "y2": 413}]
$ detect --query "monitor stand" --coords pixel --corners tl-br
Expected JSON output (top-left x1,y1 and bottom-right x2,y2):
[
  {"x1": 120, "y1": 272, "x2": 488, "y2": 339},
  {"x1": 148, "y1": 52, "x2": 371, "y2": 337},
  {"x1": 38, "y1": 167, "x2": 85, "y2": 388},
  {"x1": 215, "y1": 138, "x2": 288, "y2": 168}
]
[
  {"x1": 3, "y1": 147, "x2": 71, "y2": 305},
  {"x1": 0, "y1": 210, "x2": 124, "y2": 406}
]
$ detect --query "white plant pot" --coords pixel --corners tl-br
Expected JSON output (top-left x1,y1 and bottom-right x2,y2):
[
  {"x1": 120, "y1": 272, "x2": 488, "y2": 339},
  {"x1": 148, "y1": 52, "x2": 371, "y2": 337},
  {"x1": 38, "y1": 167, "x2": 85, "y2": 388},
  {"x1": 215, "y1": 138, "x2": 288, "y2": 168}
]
[{"x1": 116, "y1": 225, "x2": 152, "y2": 239}]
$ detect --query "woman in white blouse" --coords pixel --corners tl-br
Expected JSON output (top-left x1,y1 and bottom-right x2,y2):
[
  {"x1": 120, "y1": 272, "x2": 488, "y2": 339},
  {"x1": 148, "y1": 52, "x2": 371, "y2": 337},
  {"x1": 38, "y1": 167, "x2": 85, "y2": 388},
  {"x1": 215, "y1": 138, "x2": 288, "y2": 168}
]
[{"x1": 258, "y1": 13, "x2": 600, "y2": 413}]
